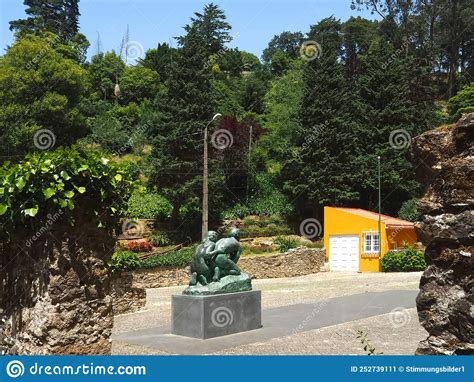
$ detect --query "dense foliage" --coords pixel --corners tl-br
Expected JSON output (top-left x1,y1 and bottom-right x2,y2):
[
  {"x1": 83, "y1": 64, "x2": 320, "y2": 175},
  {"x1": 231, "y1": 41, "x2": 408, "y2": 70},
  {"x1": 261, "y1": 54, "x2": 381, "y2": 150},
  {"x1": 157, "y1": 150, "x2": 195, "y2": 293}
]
[
  {"x1": 148, "y1": 231, "x2": 171, "y2": 247},
  {"x1": 139, "y1": 246, "x2": 196, "y2": 269},
  {"x1": 1, "y1": 0, "x2": 473, "y2": 241},
  {"x1": 448, "y1": 83, "x2": 474, "y2": 121},
  {"x1": 109, "y1": 251, "x2": 141, "y2": 273},
  {"x1": 398, "y1": 198, "x2": 421, "y2": 222},
  {"x1": 126, "y1": 191, "x2": 172, "y2": 220},
  {"x1": 0, "y1": 147, "x2": 136, "y2": 242},
  {"x1": 274, "y1": 236, "x2": 298, "y2": 253},
  {"x1": 381, "y1": 247, "x2": 426, "y2": 272},
  {"x1": 0, "y1": 33, "x2": 89, "y2": 157}
]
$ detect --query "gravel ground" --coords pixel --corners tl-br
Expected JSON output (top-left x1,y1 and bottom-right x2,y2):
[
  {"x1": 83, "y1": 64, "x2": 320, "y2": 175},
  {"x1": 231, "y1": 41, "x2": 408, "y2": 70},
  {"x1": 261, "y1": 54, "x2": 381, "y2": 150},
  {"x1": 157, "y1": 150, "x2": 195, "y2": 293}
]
[
  {"x1": 112, "y1": 308, "x2": 425, "y2": 355},
  {"x1": 112, "y1": 272, "x2": 425, "y2": 355}
]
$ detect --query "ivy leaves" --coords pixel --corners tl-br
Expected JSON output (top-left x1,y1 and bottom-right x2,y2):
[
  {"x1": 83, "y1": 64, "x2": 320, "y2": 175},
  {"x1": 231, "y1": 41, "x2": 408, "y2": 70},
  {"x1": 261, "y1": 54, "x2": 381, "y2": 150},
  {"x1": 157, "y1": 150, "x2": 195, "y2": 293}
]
[
  {"x1": 43, "y1": 188, "x2": 55, "y2": 199},
  {"x1": 0, "y1": 147, "x2": 137, "y2": 240}
]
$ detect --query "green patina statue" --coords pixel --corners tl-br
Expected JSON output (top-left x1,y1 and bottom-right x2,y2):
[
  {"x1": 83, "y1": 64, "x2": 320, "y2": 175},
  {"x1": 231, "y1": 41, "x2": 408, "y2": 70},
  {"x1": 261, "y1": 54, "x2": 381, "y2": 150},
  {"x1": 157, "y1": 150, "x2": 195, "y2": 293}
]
[
  {"x1": 184, "y1": 228, "x2": 251, "y2": 295},
  {"x1": 208, "y1": 228, "x2": 243, "y2": 281},
  {"x1": 189, "y1": 230, "x2": 218, "y2": 286}
]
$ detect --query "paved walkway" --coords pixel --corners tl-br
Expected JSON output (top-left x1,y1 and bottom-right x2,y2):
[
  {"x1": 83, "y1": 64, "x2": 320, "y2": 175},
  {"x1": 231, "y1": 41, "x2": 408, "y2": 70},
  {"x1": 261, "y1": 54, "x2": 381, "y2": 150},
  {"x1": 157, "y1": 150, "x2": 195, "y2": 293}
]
[{"x1": 112, "y1": 272, "x2": 426, "y2": 355}]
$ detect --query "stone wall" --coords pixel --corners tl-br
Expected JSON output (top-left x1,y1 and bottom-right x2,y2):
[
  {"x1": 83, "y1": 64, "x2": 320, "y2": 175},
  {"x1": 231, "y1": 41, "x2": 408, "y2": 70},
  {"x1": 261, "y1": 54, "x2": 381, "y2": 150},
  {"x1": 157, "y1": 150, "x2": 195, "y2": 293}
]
[
  {"x1": 111, "y1": 273, "x2": 146, "y2": 315},
  {"x1": 132, "y1": 266, "x2": 191, "y2": 289},
  {"x1": 130, "y1": 248, "x2": 325, "y2": 289},
  {"x1": 239, "y1": 247, "x2": 325, "y2": 279},
  {"x1": 0, "y1": 221, "x2": 116, "y2": 355},
  {"x1": 412, "y1": 113, "x2": 473, "y2": 355}
]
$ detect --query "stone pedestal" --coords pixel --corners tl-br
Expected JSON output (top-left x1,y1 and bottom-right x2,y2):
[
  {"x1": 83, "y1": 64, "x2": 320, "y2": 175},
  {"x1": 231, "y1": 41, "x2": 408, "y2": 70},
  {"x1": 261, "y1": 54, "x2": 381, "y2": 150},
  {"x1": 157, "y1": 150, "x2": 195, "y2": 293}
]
[{"x1": 171, "y1": 290, "x2": 261, "y2": 339}]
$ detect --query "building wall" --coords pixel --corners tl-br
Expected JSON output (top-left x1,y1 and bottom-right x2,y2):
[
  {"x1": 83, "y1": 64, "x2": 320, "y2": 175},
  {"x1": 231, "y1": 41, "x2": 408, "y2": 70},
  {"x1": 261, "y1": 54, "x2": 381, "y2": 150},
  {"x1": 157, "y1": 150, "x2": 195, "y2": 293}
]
[
  {"x1": 324, "y1": 207, "x2": 390, "y2": 272},
  {"x1": 386, "y1": 227, "x2": 417, "y2": 250}
]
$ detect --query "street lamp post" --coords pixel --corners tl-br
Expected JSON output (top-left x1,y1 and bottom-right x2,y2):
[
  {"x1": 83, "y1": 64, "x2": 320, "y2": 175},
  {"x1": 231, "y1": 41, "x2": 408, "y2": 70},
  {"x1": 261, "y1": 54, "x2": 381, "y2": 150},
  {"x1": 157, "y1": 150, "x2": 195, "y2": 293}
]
[
  {"x1": 202, "y1": 113, "x2": 222, "y2": 240},
  {"x1": 377, "y1": 156, "x2": 381, "y2": 258},
  {"x1": 246, "y1": 125, "x2": 253, "y2": 204}
]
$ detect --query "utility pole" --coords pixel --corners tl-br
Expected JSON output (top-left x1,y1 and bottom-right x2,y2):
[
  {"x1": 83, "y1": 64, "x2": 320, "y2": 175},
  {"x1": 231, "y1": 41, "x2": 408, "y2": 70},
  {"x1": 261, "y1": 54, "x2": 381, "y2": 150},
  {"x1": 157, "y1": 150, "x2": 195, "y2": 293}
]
[
  {"x1": 377, "y1": 156, "x2": 381, "y2": 258},
  {"x1": 246, "y1": 125, "x2": 253, "y2": 204},
  {"x1": 202, "y1": 113, "x2": 222, "y2": 240},
  {"x1": 123, "y1": 25, "x2": 130, "y2": 66},
  {"x1": 96, "y1": 31, "x2": 102, "y2": 55}
]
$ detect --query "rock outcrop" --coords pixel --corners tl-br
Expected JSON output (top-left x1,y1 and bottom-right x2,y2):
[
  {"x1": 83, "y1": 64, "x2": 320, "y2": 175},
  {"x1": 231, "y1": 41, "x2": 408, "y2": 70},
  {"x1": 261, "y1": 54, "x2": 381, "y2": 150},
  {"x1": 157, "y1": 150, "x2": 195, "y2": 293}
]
[
  {"x1": 0, "y1": 221, "x2": 116, "y2": 355},
  {"x1": 412, "y1": 113, "x2": 473, "y2": 355},
  {"x1": 111, "y1": 273, "x2": 146, "y2": 315}
]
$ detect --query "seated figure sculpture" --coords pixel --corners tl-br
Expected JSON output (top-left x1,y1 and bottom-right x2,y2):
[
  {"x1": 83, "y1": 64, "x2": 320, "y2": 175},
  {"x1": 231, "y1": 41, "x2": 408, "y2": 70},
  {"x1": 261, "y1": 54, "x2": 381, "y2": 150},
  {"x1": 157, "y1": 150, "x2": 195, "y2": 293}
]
[
  {"x1": 189, "y1": 230, "x2": 218, "y2": 286},
  {"x1": 184, "y1": 228, "x2": 250, "y2": 295},
  {"x1": 207, "y1": 228, "x2": 242, "y2": 281}
]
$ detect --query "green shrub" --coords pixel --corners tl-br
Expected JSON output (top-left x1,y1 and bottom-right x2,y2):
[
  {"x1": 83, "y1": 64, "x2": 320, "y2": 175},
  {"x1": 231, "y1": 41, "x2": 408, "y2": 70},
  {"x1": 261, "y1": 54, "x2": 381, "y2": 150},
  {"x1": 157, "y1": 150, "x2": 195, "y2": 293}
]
[
  {"x1": 242, "y1": 216, "x2": 259, "y2": 226},
  {"x1": 109, "y1": 251, "x2": 141, "y2": 273},
  {"x1": 148, "y1": 231, "x2": 171, "y2": 247},
  {"x1": 398, "y1": 198, "x2": 421, "y2": 222},
  {"x1": 241, "y1": 243, "x2": 276, "y2": 256},
  {"x1": 85, "y1": 114, "x2": 131, "y2": 154},
  {"x1": 241, "y1": 215, "x2": 287, "y2": 228},
  {"x1": 448, "y1": 82, "x2": 474, "y2": 121},
  {"x1": 126, "y1": 190, "x2": 172, "y2": 220},
  {"x1": 274, "y1": 236, "x2": 297, "y2": 253},
  {"x1": 222, "y1": 173, "x2": 294, "y2": 219},
  {"x1": 381, "y1": 251, "x2": 403, "y2": 272},
  {"x1": 223, "y1": 204, "x2": 251, "y2": 219},
  {"x1": 240, "y1": 224, "x2": 293, "y2": 238},
  {"x1": 0, "y1": 147, "x2": 136, "y2": 243},
  {"x1": 381, "y1": 247, "x2": 426, "y2": 272},
  {"x1": 229, "y1": 215, "x2": 293, "y2": 238},
  {"x1": 139, "y1": 246, "x2": 195, "y2": 269}
]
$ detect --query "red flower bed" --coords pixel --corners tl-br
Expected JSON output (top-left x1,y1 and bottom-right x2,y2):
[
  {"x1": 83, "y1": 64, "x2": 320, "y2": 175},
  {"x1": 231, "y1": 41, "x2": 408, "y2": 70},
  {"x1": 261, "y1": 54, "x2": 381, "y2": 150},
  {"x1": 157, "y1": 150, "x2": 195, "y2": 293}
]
[{"x1": 124, "y1": 240, "x2": 153, "y2": 253}]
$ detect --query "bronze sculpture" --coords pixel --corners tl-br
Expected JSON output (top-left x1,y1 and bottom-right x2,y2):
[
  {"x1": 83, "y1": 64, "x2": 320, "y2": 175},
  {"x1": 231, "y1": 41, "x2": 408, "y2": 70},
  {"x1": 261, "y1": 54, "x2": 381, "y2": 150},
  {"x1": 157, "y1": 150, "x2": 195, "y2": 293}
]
[
  {"x1": 207, "y1": 228, "x2": 243, "y2": 281},
  {"x1": 183, "y1": 228, "x2": 251, "y2": 295},
  {"x1": 189, "y1": 230, "x2": 218, "y2": 286}
]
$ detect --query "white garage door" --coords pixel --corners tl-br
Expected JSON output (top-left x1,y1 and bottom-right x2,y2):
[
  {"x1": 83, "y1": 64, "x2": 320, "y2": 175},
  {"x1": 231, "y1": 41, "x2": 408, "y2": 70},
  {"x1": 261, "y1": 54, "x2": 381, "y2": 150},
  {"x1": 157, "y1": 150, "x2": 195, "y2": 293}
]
[{"x1": 329, "y1": 235, "x2": 359, "y2": 272}]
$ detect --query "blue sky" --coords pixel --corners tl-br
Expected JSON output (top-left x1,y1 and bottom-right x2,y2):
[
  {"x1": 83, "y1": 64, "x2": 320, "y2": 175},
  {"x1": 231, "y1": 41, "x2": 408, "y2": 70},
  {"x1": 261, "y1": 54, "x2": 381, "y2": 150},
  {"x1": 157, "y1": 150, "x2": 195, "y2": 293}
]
[{"x1": 0, "y1": 0, "x2": 377, "y2": 61}]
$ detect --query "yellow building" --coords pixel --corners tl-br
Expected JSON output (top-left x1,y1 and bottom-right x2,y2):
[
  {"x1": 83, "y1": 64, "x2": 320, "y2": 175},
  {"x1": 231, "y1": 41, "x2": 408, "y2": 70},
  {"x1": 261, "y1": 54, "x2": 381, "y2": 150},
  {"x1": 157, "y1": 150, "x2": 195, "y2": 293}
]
[{"x1": 323, "y1": 206, "x2": 417, "y2": 272}]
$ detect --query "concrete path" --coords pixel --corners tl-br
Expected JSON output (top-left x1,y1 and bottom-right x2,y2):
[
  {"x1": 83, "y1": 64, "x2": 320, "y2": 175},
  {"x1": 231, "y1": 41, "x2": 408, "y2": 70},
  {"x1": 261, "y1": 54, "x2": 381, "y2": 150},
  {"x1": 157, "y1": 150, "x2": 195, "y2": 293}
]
[
  {"x1": 112, "y1": 272, "x2": 426, "y2": 355},
  {"x1": 113, "y1": 290, "x2": 418, "y2": 354}
]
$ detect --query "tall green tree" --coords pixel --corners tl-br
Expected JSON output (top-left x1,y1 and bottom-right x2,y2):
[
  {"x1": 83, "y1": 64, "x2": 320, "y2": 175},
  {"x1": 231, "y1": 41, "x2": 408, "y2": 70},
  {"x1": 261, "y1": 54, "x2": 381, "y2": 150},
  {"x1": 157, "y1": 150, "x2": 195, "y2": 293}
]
[
  {"x1": 88, "y1": 51, "x2": 125, "y2": 101},
  {"x1": 262, "y1": 31, "x2": 305, "y2": 63},
  {"x1": 148, "y1": 4, "x2": 231, "y2": 228},
  {"x1": 261, "y1": 60, "x2": 303, "y2": 169},
  {"x1": 10, "y1": 0, "x2": 82, "y2": 42},
  {"x1": 282, "y1": 18, "x2": 362, "y2": 216},
  {"x1": 138, "y1": 43, "x2": 176, "y2": 81},
  {"x1": 342, "y1": 17, "x2": 378, "y2": 77},
  {"x1": 352, "y1": 0, "x2": 474, "y2": 98},
  {"x1": 63, "y1": 0, "x2": 80, "y2": 38},
  {"x1": 0, "y1": 34, "x2": 88, "y2": 159},
  {"x1": 355, "y1": 36, "x2": 433, "y2": 213},
  {"x1": 190, "y1": 2, "x2": 232, "y2": 55}
]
